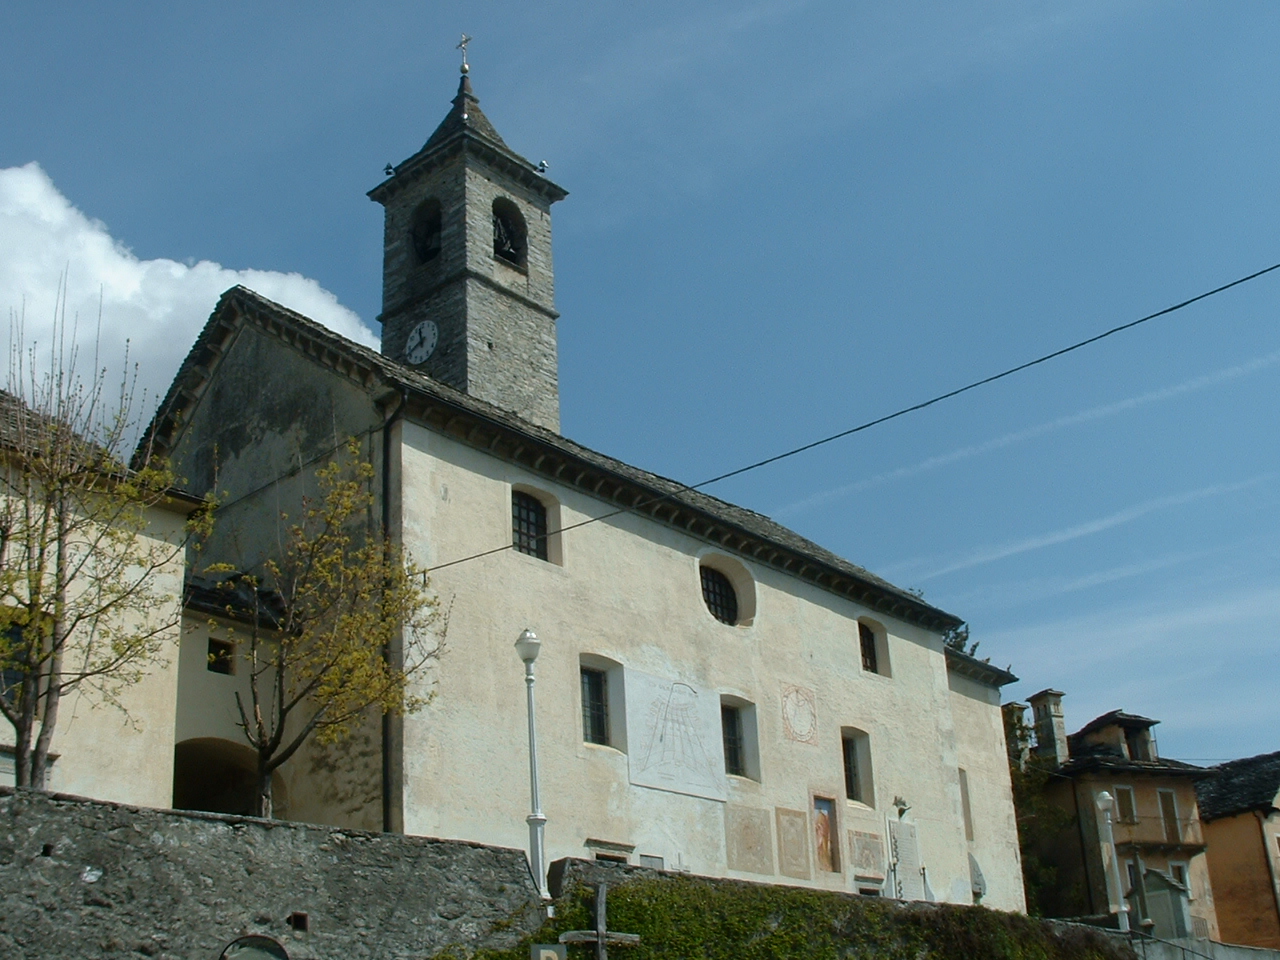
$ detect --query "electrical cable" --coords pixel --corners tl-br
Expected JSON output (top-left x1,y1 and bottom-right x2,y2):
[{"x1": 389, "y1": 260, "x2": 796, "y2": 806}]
[{"x1": 425, "y1": 260, "x2": 1280, "y2": 574}]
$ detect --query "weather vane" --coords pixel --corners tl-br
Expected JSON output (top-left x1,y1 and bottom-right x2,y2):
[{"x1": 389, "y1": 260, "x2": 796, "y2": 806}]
[{"x1": 457, "y1": 33, "x2": 472, "y2": 74}]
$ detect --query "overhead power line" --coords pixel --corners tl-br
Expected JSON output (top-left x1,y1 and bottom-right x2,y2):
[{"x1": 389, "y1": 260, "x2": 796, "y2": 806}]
[{"x1": 425, "y1": 259, "x2": 1280, "y2": 575}]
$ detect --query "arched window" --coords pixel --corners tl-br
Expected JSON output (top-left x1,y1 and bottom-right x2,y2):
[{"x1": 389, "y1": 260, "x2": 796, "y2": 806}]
[
  {"x1": 492, "y1": 197, "x2": 527, "y2": 267},
  {"x1": 858, "y1": 619, "x2": 890, "y2": 676},
  {"x1": 512, "y1": 490, "x2": 548, "y2": 560},
  {"x1": 700, "y1": 565, "x2": 738, "y2": 624},
  {"x1": 841, "y1": 727, "x2": 874, "y2": 806},
  {"x1": 411, "y1": 198, "x2": 442, "y2": 264}
]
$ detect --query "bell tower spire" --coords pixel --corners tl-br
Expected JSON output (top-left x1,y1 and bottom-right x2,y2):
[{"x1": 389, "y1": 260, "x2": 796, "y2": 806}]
[{"x1": 369, "y1": 46, "x2": 568, "y2": 432}]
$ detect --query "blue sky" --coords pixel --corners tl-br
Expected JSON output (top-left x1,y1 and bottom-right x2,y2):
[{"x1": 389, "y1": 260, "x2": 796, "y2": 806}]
[{"x1": 3, "y1": 2, "x2": 1278, "y2": 762}]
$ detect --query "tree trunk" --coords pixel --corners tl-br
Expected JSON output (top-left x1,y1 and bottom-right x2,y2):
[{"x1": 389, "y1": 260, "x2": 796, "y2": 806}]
[{"x1": 254, "y1": 764, "x2": 274, "y2": 819}]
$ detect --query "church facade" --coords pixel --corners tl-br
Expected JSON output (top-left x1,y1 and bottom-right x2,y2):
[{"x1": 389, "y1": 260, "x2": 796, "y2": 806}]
[{"x1": 141, "y1": 68, "x2": 1025, "y2": 910}]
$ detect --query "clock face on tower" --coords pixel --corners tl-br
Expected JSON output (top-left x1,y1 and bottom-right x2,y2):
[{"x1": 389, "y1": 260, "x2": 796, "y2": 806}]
[{"x1": 404, "y1": 320, "x2": 438, "y2": 365}]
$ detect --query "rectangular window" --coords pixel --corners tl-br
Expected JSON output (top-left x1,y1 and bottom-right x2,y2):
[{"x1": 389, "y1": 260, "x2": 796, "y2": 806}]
[
  {"x1": 581, "y1": 667, "x2": 610, "y2": 745},
  {"x1": 1159, "y1": 789, "x2": 1180, "y2": 843},
  {"x1": 721, "y1": 704, "x2": 745, "y2": 777},
  {"x1": 814, "y1": 797, "x2": 838, "y2": 872},
  {"x1": 207, "y1": 637, "x2": 234, "y2": 675},
  {"x1": 958, "y1": 768, "x2": 975, "y2": 842},
  {"x1": 859, "y1": 622, "x2": 878, "y2": 673},
  {"x1": 842, "y1": 728, "x2": 874, "y2": 806},
  {"x1": 1170, "y1": 862, "x2": 1188, "y2": 890},
  {"x1": 1115, "y1": 785, "x2": 1137, "y2": 824},
  {"x1": 843, "y1": 737, "x2": 861, "y2": 802}
]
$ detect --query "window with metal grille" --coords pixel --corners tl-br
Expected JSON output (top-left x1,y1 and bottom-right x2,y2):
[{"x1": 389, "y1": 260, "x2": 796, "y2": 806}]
[
  {"x1": 843, "y1": 734, "x2": 864, "y2": 803},
  {"x1": 700, "y1": 566, "x2": 738, "y2": 624},
  {"x1": 512, "y1": 491, "x2": 548, "y2": 560},
  {"x1": 842, "y1": 726, "x2": 874, "y2": 806},
  {"x1": 581, "y1": 667, "x2": 610, "y2": 745},
  {"x1": 722, "y1": 704, "x2": 745, "y2": 776},
  {"x1": 859, "y1": 622, "x2": 879, "y2": 673}
]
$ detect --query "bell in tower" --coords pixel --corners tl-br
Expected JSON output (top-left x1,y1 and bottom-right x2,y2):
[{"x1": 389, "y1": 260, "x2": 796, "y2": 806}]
[{"x1": 369, "y1": 52, "x2": 568, "y2": 433}]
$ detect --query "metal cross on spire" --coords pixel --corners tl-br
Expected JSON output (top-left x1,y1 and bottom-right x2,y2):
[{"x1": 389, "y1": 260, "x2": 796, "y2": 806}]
[{"x1": 457, "y1": 33, "x2": 472, "y2": 73}]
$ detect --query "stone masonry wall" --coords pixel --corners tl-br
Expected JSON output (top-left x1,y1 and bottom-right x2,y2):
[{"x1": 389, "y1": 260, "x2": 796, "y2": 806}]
[{"x1": 0, "y1": 788, "x2": 543, "y2": 960}]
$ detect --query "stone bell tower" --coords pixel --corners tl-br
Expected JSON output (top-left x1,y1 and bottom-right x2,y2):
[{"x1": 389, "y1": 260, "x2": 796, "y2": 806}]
[{"x1": 369, "y1": 58, "x2": 567, "y2": 432}]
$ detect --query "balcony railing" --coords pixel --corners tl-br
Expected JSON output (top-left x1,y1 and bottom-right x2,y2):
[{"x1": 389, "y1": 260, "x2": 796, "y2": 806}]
[{"x1": 1111, "y1": 814, "x2": 1204, "y2": 848}]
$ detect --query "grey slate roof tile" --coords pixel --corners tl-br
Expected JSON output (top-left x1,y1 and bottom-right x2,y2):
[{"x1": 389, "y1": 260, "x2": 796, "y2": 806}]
[
  {"x1": 146, "y1": 285, "x2": 968, "y2": 639},
  {"x1": 1196, "y1": 750, "x2": 1280, "y2": 821}
]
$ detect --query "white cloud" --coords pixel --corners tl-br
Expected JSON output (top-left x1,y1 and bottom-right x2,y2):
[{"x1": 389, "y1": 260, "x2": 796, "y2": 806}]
[{"x1": 0, "y1": 162, "x2": 377, "y2": 416}]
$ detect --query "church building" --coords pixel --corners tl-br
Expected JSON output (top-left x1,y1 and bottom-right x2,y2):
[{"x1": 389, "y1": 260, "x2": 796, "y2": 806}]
[{"x1": 138, "y1": 64, "x2": 1025, "y2": 910}]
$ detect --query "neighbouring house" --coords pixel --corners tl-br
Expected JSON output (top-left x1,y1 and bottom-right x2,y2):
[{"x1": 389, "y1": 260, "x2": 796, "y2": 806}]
[
  {"x1": 1007, "y1": 690, "x2": 1218, "y2": 939},
  {"x1": 0, "y1": 391, "x2": 200, "y2": 807},
  {"x1": 1196, "y1": 751, "x2": 1280, "y2": 949},
  {"x1": 134, "y1": 64, "x2": 1029, "y2": 908}
]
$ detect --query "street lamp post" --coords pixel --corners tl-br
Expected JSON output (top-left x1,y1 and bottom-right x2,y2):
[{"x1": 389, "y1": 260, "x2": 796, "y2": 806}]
[
  {"x1": 1095, "y1": 790, "x2": 1130, "y2": 933},
  {"x1": 515, "y1": 629, "x2": 549, "y2": 900}
]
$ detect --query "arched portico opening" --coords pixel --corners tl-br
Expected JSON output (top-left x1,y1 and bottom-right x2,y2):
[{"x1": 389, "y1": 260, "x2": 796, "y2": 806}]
[{"x1": 172, "y1": 737, "x2": 287, "y2": 817}]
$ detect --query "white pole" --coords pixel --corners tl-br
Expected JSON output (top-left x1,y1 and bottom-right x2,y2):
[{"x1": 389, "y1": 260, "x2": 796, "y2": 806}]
[
  {"x1": 1096, "y1": 791, "x2": 1130, "y2": 933},
  {"x1": 516, "y1": 629, "x2": 548, "y2": 900}
]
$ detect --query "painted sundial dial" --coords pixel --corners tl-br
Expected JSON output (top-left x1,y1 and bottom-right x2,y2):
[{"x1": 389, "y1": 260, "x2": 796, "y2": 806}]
[{"x1": 781, "y1": 685, "x2": 817, "y2": 744}]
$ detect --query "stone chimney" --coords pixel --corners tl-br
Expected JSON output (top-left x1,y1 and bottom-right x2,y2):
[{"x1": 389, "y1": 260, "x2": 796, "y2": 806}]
[{"x1": 1027, "y1": 689, "x2": 1068, "y2": 767}]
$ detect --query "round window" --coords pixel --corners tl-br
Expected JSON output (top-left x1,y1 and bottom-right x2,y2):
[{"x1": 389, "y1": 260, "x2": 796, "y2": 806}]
[{"x1": 700, "y1": 565, "x2": 738, "y2": 624}]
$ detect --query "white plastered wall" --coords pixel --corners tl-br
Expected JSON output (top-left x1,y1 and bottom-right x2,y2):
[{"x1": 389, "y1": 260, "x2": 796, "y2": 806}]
[
  {"x1": 36, "y1": 505, "x2": 188, "y2": 809},
  {"x1": 948, "y1": 671, "x2": 1027, "y2": 911},
  {"x1": 397, "y1": 422, "x2": 1026, "y2": 910}
]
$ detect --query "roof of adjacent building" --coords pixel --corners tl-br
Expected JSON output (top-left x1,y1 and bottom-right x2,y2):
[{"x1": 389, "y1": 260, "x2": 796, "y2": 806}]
[
  {"x1": 1073, "y1": 709, "x2": 1159, "y2": 738},
  {"x1": 145, "y1": 285, "x2": 972, "y2": 642},
  {"x1": 1195, "y1": 750, "x2": 1280, "y2": 821},
  {"x1": 1058, "y1": 751, "x2": 1207, "y2": 778},
  {"x1": 1, "y1": 390, "x2": 204, "y2": 511},
  {"x1": 1053, "y1": 709, "x2": 1207, "y2": 778}
]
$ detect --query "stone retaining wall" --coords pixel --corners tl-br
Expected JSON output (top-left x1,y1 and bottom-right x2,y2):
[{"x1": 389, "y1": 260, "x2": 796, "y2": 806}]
[{"x1": 0, "y1": 788, "x2": 542, "y2": 960}]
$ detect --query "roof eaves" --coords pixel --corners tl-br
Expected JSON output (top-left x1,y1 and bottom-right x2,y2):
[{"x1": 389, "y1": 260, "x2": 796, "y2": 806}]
[
  {"x1": 945, "y1": 647, "x2": 1018, "y2": 687},
  {"x1": 154, "y1": 286, "x2": 965, "y2": 635}
]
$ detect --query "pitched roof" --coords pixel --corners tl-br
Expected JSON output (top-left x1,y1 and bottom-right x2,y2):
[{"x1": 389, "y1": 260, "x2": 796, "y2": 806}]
[
  {"x1": 144, "y1": 286, "x2": 967, "y2": 638},
  {"x1": 423, "y1": 73, "x2": 508, "y2": 151},
  {"x1": 1058, "y1": 752, "x2": 1207, "y2": 779},
  {"x1": 368, "y1": 74, "x2": 566, "y2": 207},
  {"x1": 1196, "y1": 751, "x2": 1280, "y2": 821},
  {"x1": 1073, "y1": 709, "x2": 1159, "y2": 739}
]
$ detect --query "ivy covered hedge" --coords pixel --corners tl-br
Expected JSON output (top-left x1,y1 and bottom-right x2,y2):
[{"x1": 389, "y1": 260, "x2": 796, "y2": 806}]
[{"x1": 453, "y1": 865, "x2": 1134, "y2": 960}]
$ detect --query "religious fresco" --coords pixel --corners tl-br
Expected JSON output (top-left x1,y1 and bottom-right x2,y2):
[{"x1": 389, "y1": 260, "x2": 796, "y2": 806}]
[
  {"x1": 626, "y1": 670, "x2": 726, "y2": 802},
  {"x1": 775, "y1": 807, "x2": 812, "y2": 880},
  {"x1": 725, "y1": 805, "x2": 775, "y2": 875},
  {"x1": 851, "y1": 830, "x2": 886, "y2": 880}
]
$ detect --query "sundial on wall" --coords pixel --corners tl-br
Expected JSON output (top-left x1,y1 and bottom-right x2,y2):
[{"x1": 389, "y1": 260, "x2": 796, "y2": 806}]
[{"x1": 781, "y1": 684, "x2": 818, "y2": 744}]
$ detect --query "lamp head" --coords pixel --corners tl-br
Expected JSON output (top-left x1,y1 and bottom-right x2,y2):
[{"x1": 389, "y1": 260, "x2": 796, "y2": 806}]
[
  {"x1": 515, "y1": 628, "x2": 541, "y2": 664},
  {"x1": 1095, "y1": 790, "x2": 1115, "y2": 815}
]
